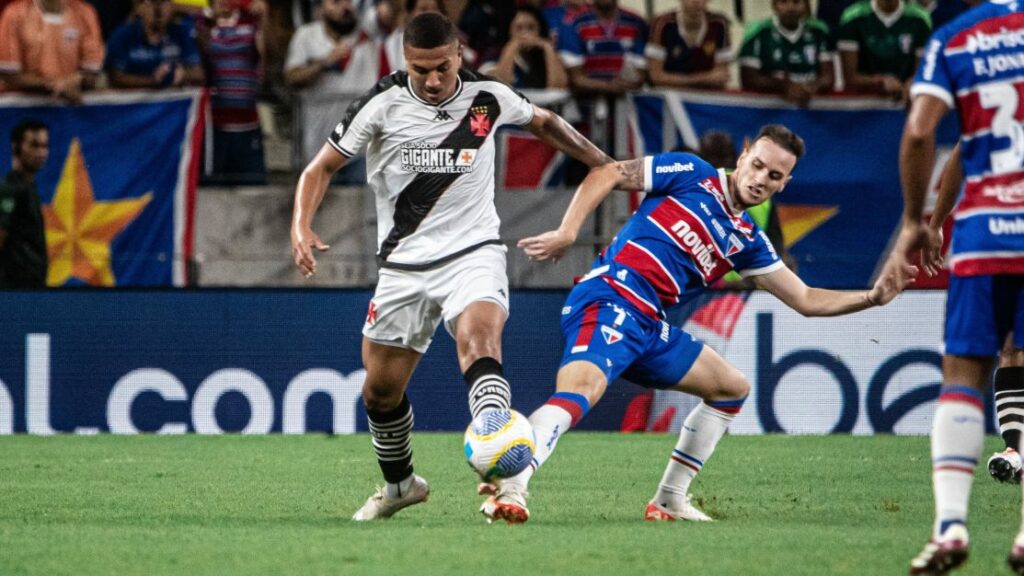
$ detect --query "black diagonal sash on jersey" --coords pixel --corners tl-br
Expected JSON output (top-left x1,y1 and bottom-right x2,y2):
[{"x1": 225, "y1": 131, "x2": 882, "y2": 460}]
[{"x1": 377, "y1": 90, "x2": 502, "y2": 266}]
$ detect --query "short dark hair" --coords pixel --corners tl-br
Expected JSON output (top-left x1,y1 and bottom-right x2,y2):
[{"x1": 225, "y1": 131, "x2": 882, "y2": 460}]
[
  {"x1": 11, "y1": 119, "x2": 47, "y2": 150},
  {"x1": 403, "y1": 12, "x2": 457, "y2": 49},
  {"x1": 754, "y1": 124, "x2": 804, "y2": 161}
]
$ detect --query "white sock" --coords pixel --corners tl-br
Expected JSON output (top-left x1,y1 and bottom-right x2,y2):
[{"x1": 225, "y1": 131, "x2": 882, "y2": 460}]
[
  {"x1": 931, "y1": 386, "x2": 984, "y2": 538},
  {"x1": 504, "y1": 403, "x2": 574, "y2": 489},
  {"x1": 385, "y1": 474, "x2": 414, "y2": 499},
  {"x1": 652, "y1": 401, "x2": 736, "y2": 508}
]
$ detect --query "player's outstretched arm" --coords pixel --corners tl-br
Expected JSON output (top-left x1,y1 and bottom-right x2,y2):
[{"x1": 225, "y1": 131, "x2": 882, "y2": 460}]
[
  {"x1": 518, "y1": 159, "x2": 642, "y2": 261},
  {"x1": 525, "y1": 106, "x2": 614, "y2": 169},
  {"x1": 290, "y1": 143, "x2": 347, "y2": 278},
  {"x1": 753, "y1": 262, "x2": 917, "y2": 317}
]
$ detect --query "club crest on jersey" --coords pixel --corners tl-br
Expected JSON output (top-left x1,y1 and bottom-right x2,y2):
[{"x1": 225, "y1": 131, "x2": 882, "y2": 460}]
[
  {"x1": 366, "y1": 301, "x2": 378, "y2": 326},
  {"x1": 726, "y1": 234, "x2": 743, "y2": 256},
  {"x1": 400, "y1": 141, "x2": 475, "y2": 173},
  {"x1": 601, "y1": 325, "x2": 623, "y2": 345},
  {"x1": 470, "y1": 106, "x2": 492, "y2": 137}
]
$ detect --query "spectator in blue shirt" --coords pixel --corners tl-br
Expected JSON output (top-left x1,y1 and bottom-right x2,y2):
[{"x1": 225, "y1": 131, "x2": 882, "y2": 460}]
[{"x1": 106, "y1": 0, "x2": 204, "y2": 89}]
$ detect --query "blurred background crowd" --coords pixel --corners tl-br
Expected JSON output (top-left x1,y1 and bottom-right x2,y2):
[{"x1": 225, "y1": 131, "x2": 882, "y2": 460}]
[{"x1": 0, "y1": 0, "x2": 974, "y2": 185}]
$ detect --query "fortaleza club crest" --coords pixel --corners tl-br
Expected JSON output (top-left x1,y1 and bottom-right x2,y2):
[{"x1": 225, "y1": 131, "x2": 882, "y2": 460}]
[{"x1": 470, "y1": 105, "x2": 491, "y2": 137}]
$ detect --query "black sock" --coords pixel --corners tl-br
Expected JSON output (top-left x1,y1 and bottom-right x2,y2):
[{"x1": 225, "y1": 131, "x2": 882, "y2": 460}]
[
  {"x1": 366, "y1": 394, "x2": 414, "y2": 484},
  {"x1": 464, "y1": 357, "x2": 511, "y2": 418},
  {"x1": 995, "y1": 367, "x2": 1024, "y2": 451}
]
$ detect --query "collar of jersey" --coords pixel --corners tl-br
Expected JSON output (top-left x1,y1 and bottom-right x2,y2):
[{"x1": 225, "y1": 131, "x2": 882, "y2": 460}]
[
  {"x1": 871, "y1": 0, "x2": 905, "y2": 28},
  {"x1": 772, "y1": 16, "x2": 806, "y2": 44},
  {"x1": 406, "y1": 75, "x2": 464, "y2": 108},
  {"x1": 717, "y1": 167, "x2": 741, "y2": 215},
  {"x1": 675, "y1": 10, "x2": 708, "y2": 49}
]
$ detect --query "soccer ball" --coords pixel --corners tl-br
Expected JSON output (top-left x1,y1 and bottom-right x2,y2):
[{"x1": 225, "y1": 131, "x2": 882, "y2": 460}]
[{"x1": 464, "y1": 409, "x2": 536, "y2": 480}]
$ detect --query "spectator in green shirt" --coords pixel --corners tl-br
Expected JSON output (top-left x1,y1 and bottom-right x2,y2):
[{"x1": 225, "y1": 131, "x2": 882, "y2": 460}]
[
  {"x1": 739, "y1": 0, "x2": 835, "y2": 107},
  {"x1": 0, "y1": 119, "x2": 49, "y2": 289},
  {"x1": 837, "y1": 0, "x2": 931, "y2": 101}
]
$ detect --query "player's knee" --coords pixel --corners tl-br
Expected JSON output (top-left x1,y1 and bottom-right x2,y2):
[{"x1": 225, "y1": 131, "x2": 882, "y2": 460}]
[
  {"x1": 711, "y1": 368, "x2": 749, "y2": 402},
  {"x1": 361, "y1": 380, "x2": 405, "y2": 412}
]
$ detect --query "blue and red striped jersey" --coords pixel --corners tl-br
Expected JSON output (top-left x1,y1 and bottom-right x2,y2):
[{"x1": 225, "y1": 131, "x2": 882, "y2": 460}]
[
  {"x1": 557, "y1": 8, "x2": 648, "y2": 79},
  {"x1": 912, "y1": 0, "x2": 1024, "y2": 276},
  {"x1": 580, "y1": 152, "x2": 783, "y2": 319}
]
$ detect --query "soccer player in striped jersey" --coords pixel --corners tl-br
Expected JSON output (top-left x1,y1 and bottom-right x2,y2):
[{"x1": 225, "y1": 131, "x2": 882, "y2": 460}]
[
  {"x1": 478, "y1": 124, "x2": 914, "y2": 524},
  {"x1": 290, "y1": 12, "x2": 611, "y2": 522},
  {"x1": 880, "y1": 1, "x2": 1024, "y2": 572}
]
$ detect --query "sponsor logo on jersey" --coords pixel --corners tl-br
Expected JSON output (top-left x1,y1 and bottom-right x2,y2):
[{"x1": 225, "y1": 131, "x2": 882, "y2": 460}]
[
  {"x1": 601, "y1": 325, "x2": 623, "y2": 345},
  {"x1": 333, "y1": 122, "x2": 345, "y2": 138},
  {"x1": 989, "y1": 216, "x2": 1024, "y2": 235},
  {"x1": 433, "y1": 110, "x2": 453, "y2": 121},
  {"x1": 660, "y1": 321, "x2": 670, "y2": 342},
  {"x1": 655, "y1": 162, "x2": 694, "y2": 174},
  {"x1": 616, "y1": 268, "x2": 628, "y2": 281},
  {"x1": 648, "y1": 198, "x2": 732, "y2": 282},
  {"x1": 400, "y1": 142, "x2": 476, "y2": 173},
  {"x1": 963, "y1": 25, "x2": 1024, "y2": 55},
  {"x1": 984, "y1": 180, "x2": 1024, "y2": 203},
  {"x1": 470, "y1": 106, "x2": 492, "y2": 137},
  {"x1": 710, "y1": 214, "x2": 727, "y2": 238},
  {"x1": 562, "y1": 306, "x2": 572, "y2": 315}
]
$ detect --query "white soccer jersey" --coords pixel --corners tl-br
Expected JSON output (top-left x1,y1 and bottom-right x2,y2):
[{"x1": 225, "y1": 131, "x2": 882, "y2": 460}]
[{"x1": 328, "y1": 69, "x2": 535, "y2": 269}]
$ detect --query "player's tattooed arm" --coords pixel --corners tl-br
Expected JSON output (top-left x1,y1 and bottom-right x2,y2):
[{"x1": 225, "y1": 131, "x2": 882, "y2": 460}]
[
  {"x1": 525, "y1": 106, "x2": 614, "y2": 167},
  {"x1": 614, "y1": 159, "x2": 644, "y2": 191}
]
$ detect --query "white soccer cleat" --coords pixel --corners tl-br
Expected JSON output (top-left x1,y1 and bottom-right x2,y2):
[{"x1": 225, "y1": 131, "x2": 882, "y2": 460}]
[
  {"x1": 909, "y1": 524, "x2": 969, "y2": 575},
  {"x1": 644, "y1": 494, "x2": 713, "y2": 522},
  {"x1": 988, "y1": 447, "x2": 1023, "y2": 484},
  {"x1": 480, "y1": 482, "x2": 529, "y2": 524},
  {"x1": 352, "y1": 475, "x2": 430, "y2": 521}
]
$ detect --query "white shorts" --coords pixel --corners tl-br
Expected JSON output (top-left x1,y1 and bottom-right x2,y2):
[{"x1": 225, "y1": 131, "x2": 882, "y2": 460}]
[{"x1": 362, "y1": 244, "x2": 510, "y2": 353}]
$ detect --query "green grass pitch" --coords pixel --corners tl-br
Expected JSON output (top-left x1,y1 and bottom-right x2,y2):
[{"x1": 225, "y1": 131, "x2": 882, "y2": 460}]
[{"x1": 0, "y1": 434, "x2": 1018, "y2": 576}]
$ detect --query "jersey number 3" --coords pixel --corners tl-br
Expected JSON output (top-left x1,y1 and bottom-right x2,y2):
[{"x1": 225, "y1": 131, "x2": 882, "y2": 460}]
[{"x1": 980, "y1": 83, "x2": 1024, "y2": 175}]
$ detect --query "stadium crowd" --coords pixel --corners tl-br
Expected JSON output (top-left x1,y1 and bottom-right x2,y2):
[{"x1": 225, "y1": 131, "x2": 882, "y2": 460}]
[{"x1": 0, "y1": 0, "x2": 975, "y2": 183}]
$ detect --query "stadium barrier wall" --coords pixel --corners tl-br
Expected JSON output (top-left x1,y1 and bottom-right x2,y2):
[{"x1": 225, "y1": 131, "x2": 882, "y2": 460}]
[{"x1": 0, "y1": 290, "x2": 988, "y2": 435}]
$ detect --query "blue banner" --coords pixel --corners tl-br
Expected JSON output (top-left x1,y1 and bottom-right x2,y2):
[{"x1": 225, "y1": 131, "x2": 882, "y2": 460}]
[
  {"x1": 0, "y1": 90, "x2": 205, "y2": 286},
  {"x1": 628, "y1": 91, "x2": 960, "y2": 288},
  {"x1": 0, "y1": 290, "x2": 646, "y2": 434}
]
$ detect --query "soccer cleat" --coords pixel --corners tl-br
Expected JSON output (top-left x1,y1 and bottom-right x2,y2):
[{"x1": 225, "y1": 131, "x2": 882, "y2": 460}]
[
  {"x1": 351, "y1": 475, "x2": 430, "y2": 521},
  {"x1": 987, "y1": 447, "x2": 1023, "y2": 484},
  {"x1": 909, "y1": 524, "x2": 969, "y2": 575},
  {"x1": 480, "y1": 483, "x2": 529, "y2": 524},
  {"x1": 644, "y1": 495, "x2": 713, "y2": 522}
]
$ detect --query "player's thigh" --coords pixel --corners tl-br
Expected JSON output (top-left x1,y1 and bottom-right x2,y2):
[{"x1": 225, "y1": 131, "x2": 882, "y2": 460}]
[
  {"x1": 435, "y1": 244, "x2": 510, "y2": 340},
  {"x1": 620, "y1": 321, "x2": 704, "y2": 390},
  {"x1": 943, "y1": 354, "x2": 995, "y2": 390},
  {"x1": 946, "y1": 274, "x2": 1018, "y2": 357},
  {"x1": 361, "y1": 337, "x2": 423, "y2": 409},
  {"x1": 364, "y1": 268, "x2": 443, "y2": 353},
  {"x1": 669, "y1": 343, "x2": 749, "y2": 402},
  {"x1": 453, "y1": 300, "x2": 508, "y2": 369},
  {"x1": 1000, "y1": 331, "x2": 1024, "y2": 368},
  {"x1": 558, "y1": 299, "x2": 648, "y2": 400}
]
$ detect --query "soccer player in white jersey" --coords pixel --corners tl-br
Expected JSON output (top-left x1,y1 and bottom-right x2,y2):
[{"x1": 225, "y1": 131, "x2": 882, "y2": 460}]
[
  {"x1": 476, "y1": 125, "x2": 915, "y2": 524},
  {"x1": 290, "y1": 12, "x2": 612, "y2": 521},
  {"x1": 880, "y1": 1, "x2": 1024, "y2": 573}
]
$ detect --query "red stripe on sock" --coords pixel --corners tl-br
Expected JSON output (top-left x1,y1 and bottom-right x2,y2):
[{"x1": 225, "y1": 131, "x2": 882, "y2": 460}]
[
  {"x1": 933, "y1": 464, "x2": 976, "y2": 475},
  {"x1": 670, "y1": 454, "x2": 701, "y2": 473},
  {"x1": 707, "y1": 405, "x2": 742, "y2": 415},
  {"x1": 548, "y1": 398, "x2": 584, "y2": 427},
  {"x1": 938, "y1": 392, "x2": 984, "y2": 410}
]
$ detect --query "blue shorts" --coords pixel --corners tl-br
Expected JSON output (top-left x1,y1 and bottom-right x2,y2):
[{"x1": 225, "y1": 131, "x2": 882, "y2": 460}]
[
  {"x1": 559, "y1": 281, "x2": 704, "y2": 389},
  {"x1": 946, "y1": 274, "x2": 1024, "y2": 356}
]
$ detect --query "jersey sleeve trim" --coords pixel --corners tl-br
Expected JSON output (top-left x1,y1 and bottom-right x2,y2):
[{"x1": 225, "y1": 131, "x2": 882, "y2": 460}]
[
  {"x1": 910, "y1": 82, "x2": 954, "y2": 108},
  {"x1": 738, "y1": 260, "x2": 785, "y2": 278},
  {"x1": 327, "y1": 137, "x2": 356, "y2": 158},
  {"x1": 643, "y1": 156, "x2": 654, "y2": 192}
]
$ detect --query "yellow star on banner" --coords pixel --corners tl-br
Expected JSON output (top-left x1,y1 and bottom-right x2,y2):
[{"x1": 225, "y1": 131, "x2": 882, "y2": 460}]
[
  {"x1": 43, "y1": 139, "x2": 152, "y2": 286},
  {"x1": 776, "y1": 204, "x2": 839, "y2": 248}
]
